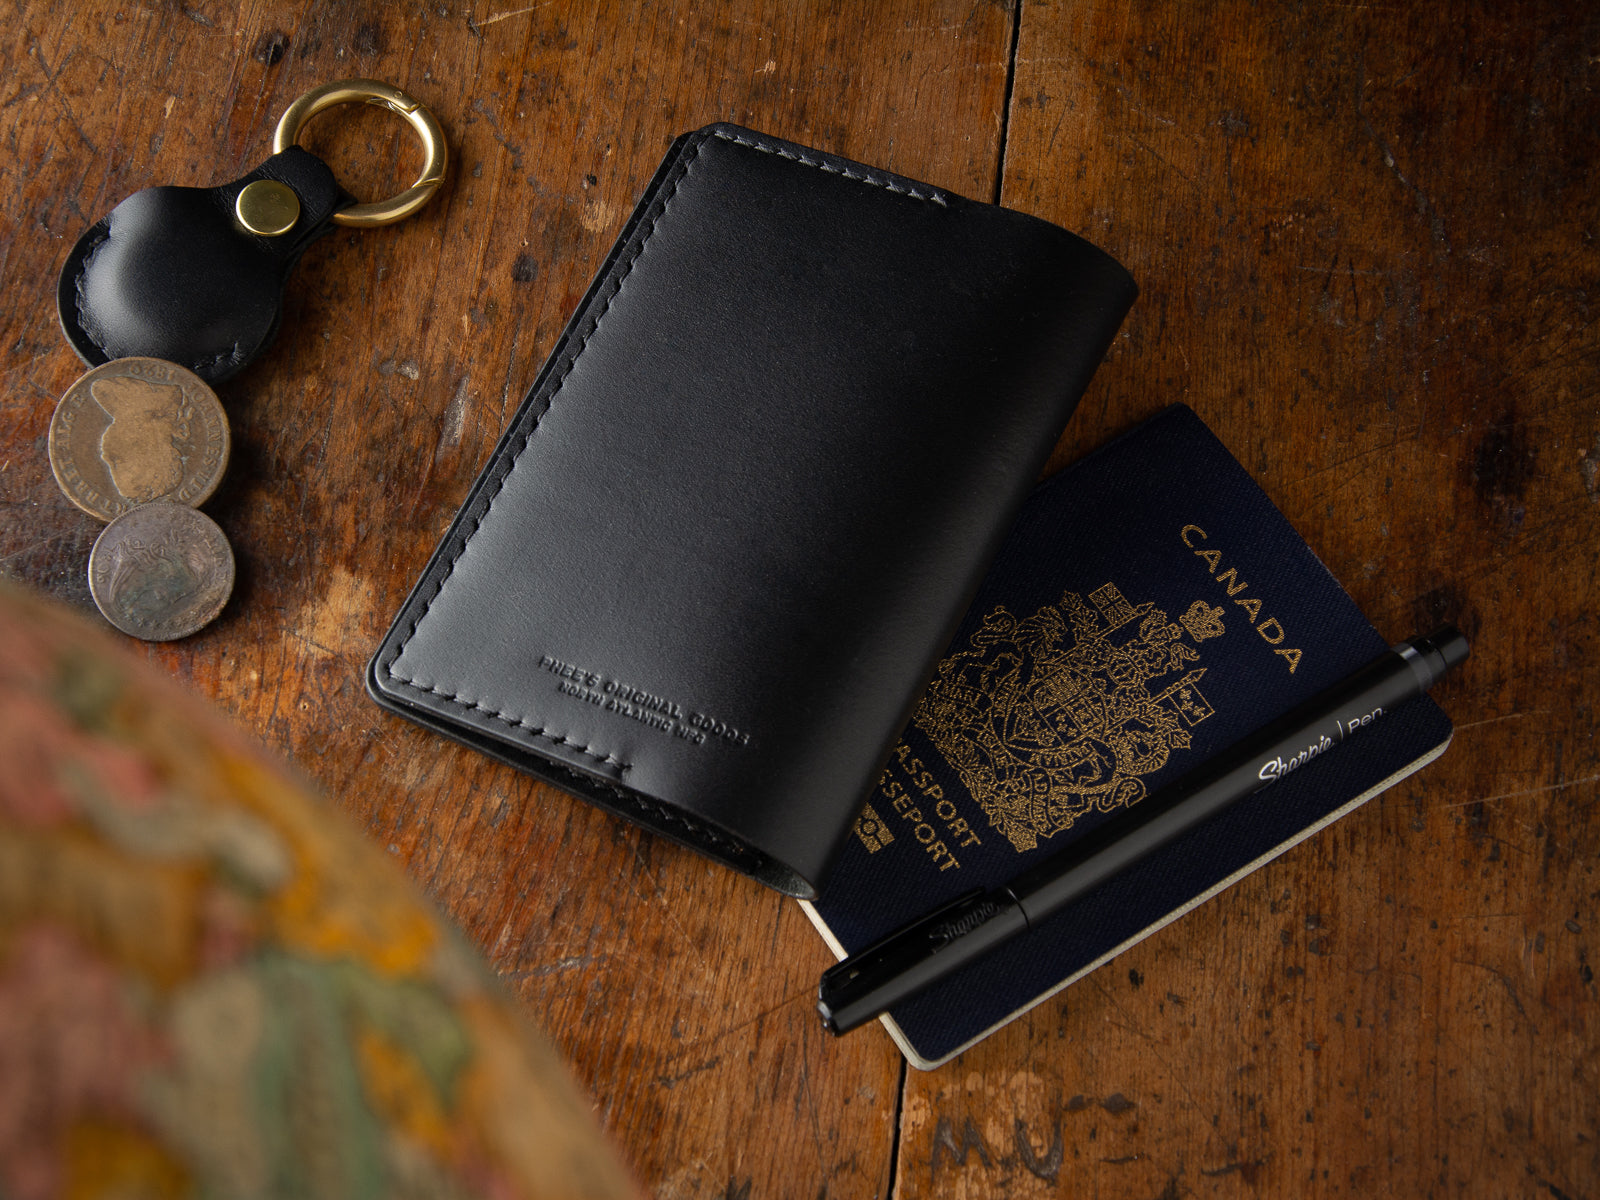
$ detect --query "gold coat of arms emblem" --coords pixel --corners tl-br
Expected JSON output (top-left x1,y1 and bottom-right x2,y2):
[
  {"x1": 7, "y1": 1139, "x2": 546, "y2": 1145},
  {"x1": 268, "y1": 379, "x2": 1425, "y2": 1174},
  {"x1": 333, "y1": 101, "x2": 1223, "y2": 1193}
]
[{"x1": 913, "y1": 584, "x2": 1226, "y2": 852}]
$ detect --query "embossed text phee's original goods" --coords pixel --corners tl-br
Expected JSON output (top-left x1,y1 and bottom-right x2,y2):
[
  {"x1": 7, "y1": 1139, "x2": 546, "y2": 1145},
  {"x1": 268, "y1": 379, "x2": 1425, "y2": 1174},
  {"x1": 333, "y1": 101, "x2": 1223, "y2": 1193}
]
[{"x1": 538, "y1": 654, "x2": 749, "y2": 748}]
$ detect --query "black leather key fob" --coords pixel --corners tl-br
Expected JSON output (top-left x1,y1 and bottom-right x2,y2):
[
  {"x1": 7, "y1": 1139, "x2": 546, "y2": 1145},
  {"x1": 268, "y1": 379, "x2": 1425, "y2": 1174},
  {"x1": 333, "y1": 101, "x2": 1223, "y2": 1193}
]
[{"x1": 57, "y1": 146, "x2": 350, "y2": 384}]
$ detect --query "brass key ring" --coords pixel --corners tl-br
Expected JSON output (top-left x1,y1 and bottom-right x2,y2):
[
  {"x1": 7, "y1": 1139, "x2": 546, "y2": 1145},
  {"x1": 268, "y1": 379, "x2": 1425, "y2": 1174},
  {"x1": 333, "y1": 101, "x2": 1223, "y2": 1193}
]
[{"x1": 273, "y1": 78, "x2": 447, "y2": 227}]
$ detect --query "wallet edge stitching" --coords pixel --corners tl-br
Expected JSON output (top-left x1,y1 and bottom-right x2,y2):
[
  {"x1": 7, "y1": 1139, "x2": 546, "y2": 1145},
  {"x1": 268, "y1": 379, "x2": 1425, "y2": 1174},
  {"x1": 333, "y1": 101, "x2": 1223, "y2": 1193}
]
[
  {"x1": 381, "y1": 127, "x2": 949, "y2": 780},
  {"x1": 708, "y1": 128, "x2": 950, "y2": 206},
  {"x1": 385, "y1": 675, "x2": 630, "y2": 771},
  {"x1": 379, "y1": 135, "x2": 721, "y2": 774}
]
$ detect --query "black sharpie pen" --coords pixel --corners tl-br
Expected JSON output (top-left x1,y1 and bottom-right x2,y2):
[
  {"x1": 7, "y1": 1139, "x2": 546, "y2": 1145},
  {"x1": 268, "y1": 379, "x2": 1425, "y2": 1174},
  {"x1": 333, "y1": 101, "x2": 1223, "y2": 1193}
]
[{"x1": 817, "y1": 626, "x2": 1469, "y2": 1036}]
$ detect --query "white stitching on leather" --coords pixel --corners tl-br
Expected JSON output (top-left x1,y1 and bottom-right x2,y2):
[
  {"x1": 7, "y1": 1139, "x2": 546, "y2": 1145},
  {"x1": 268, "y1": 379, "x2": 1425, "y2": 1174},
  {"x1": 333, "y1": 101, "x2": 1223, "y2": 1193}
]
[
  {"x1": 383, "y1": 128, "x2": 939, "y2": 773},
  {"x1": 711, "y1": 129, "x2": 950, "y2": 206},
  {"x1": 389, "y1": 677, "x2": 629, "y2": 769},
  {"x1": 381, "y1": 138, "x2": 721, "y2": 774}
]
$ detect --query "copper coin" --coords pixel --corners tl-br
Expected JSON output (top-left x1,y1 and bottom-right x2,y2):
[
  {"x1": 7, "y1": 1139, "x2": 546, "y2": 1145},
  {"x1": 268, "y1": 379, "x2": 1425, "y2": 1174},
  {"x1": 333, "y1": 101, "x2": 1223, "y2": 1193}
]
[
  {"x1": 48, "y1": 357, "x2": 230, "y2": 522},
  {"x1": 88, "y1": 502, "x2": 235, "y2": 641}
]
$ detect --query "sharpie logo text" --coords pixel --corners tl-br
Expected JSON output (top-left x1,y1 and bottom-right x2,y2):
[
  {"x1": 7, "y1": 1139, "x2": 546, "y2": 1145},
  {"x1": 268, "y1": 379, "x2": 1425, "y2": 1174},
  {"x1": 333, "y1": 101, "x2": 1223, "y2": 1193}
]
[{"x1": 1258, "y1": 734, "x2": 1335, "y2": 782}]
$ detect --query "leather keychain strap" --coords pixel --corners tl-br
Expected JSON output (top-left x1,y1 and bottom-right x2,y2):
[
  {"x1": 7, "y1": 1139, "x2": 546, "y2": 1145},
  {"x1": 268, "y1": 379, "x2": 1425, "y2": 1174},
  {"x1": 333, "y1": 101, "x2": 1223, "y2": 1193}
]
[
  {"x1": 56, "y1": 78, "x2": 448, "y2": 384},
  {"x1": 48, "y1": 78, "x2": 449, "y2": 643}
]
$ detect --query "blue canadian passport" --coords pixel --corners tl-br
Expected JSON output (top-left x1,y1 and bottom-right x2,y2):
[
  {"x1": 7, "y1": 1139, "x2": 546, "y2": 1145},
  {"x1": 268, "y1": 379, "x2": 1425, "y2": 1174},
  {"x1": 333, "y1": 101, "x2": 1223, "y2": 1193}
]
[{"x1": 801, "y1": 404, "x2": 1454, "y2": 1068}]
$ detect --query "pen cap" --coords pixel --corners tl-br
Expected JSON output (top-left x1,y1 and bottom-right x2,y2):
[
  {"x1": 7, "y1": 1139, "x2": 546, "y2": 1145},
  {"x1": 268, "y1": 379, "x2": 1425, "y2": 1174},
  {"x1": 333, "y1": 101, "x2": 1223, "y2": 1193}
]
[{"x1": 1408, "y1": 626, "x2": 1470, "y2": 688}]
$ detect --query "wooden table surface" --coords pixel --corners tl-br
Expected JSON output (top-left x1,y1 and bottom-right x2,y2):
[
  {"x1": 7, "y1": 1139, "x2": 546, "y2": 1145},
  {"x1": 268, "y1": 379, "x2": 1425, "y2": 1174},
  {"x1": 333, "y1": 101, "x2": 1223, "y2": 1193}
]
[{"x1": 2, "y1": 3, "x2": 1595, "y2": 1196}]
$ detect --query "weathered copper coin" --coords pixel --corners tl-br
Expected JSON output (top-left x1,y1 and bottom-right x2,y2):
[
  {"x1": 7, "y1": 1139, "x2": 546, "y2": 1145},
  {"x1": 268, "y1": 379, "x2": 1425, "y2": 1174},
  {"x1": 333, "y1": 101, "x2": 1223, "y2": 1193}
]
[
  {"x1": 48, "y1": 357, "x2": 230, "y2": 522},
  {"x1": 87, "y1": 502, "x2": 235, "y2": 641}
]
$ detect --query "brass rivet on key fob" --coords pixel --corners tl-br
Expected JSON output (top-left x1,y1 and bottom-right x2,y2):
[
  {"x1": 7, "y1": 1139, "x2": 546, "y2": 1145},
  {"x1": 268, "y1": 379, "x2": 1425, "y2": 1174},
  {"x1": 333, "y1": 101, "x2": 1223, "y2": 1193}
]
[
  {"x1": 235, "y1": 179, "x2": 301, "y2": 236},
  {"x1": 52, "y1": 76, "x2": 449, "y2": 639}
]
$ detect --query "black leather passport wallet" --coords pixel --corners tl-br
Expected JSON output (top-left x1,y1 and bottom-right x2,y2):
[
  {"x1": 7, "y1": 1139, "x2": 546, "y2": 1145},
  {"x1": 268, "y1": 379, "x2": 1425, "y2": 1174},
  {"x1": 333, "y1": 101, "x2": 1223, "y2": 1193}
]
[{"x1": 367, "y1": 124, "x2": 1136, "y2": 898}]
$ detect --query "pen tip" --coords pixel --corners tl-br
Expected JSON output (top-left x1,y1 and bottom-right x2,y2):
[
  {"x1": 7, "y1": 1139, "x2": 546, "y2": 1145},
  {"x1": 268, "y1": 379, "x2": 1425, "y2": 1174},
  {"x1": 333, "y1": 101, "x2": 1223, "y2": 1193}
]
[{"x1": 816, "y1": 996, "x2": 841, "y2": 1036}]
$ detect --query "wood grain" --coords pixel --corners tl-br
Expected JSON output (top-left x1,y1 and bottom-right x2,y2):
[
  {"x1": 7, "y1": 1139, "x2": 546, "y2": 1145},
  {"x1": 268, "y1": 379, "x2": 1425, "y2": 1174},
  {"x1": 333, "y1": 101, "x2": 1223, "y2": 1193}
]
[
  {"x1": 891, "y1": 3, "x2": 1598, "y2": 1197},
  {"x1": 0, "y1": 3, "x2": 1014, "y2": 1195},
  {"x1": 1, "y1": 2, "x2": 1594, "y2": 1197}
]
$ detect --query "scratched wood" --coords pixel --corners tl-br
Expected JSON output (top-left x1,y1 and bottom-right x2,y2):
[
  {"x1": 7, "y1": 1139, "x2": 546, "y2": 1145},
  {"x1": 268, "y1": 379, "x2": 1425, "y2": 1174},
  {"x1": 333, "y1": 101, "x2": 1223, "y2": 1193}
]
[
  {"x1": 3, "y1": 2, "x2": 1596, "y2": 1198},
  {"x1": 0, "y1": 2, "x2": 1022, "y2": 1196},
  {"x1": 889, "y1": 3, "x2": 1599, "y2": 1198}
]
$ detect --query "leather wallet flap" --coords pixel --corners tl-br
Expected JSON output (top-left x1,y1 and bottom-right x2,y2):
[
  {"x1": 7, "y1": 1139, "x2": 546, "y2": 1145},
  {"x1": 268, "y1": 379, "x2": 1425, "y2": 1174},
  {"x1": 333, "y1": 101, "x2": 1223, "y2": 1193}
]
[{"x1": 370, "y1": 124, "x2": 1135, "y2": 897}]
